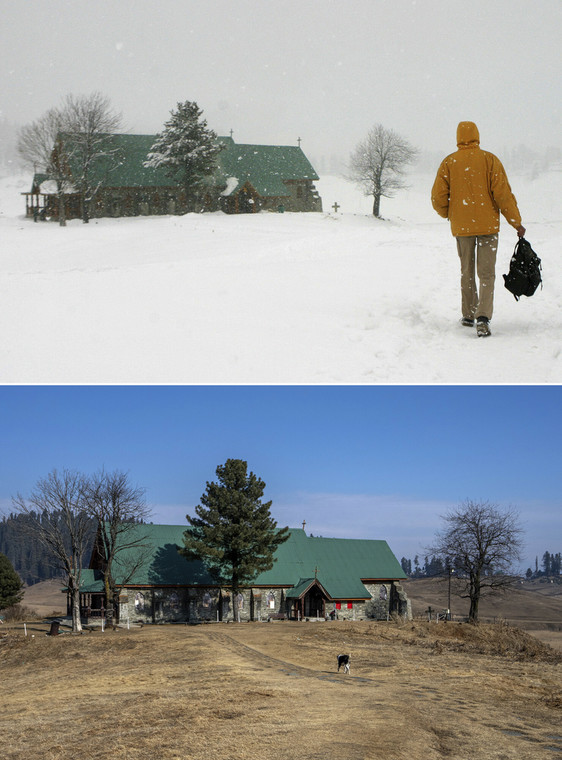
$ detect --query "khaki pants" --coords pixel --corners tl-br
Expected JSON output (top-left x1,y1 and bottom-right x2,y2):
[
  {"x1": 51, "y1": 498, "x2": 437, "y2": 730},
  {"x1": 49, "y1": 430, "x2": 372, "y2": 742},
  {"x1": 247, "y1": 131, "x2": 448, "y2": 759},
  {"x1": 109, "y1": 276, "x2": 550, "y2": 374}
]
[{"x1": 456, "y1": 234, "x2": 498, "y2": 320}]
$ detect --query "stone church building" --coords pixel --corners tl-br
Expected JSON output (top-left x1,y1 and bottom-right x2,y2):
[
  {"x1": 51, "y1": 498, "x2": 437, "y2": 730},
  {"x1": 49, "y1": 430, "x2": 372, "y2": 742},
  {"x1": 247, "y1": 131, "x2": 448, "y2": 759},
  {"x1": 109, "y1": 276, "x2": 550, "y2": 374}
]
[
  {"x1": 24, "y1": 133, "x2": 322, "y2": 220},
  {"x1": 75, "y1": 524, "x2": 411, "y2": 625}
]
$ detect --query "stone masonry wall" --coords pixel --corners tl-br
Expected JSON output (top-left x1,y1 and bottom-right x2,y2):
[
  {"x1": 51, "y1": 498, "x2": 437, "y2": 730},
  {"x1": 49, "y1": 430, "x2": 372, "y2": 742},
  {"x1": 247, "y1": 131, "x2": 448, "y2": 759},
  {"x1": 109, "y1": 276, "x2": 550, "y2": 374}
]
[{"x1": 118, "y1": 581, "x2": 411, "y2": 624}]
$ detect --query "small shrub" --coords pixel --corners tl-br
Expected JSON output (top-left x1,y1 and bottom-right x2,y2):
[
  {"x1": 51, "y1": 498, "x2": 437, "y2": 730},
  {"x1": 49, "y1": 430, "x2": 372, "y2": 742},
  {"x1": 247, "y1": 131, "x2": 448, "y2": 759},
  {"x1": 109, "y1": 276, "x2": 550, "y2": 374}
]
[{"x1": 3, "y1": 604, "x2": 40, "y2": 622}]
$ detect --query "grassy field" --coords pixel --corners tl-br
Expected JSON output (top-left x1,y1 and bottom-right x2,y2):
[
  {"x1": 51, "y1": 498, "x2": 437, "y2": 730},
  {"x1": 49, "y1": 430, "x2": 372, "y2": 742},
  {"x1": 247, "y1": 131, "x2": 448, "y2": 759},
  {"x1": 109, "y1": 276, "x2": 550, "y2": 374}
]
[{"x1": 1, "y1": 617, "x2": 561, "y2": 760}]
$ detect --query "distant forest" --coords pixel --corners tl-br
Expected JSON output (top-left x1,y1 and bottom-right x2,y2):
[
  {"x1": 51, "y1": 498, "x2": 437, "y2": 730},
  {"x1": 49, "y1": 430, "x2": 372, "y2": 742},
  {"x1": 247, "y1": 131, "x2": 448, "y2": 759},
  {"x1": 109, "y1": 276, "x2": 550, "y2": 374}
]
[
  {"x1": 0, "y1": 511, "x2": 98, "y2": 586},
  {"x1": 400, "y1": 552, "x2": 562, "y2": 580}
]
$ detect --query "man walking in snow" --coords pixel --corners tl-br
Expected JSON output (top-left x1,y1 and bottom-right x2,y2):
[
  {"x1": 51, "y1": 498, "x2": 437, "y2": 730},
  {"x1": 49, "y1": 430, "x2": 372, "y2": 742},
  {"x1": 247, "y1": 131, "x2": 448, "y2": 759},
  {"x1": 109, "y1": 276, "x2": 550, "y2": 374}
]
[{"x1": 431, "y1": 121, "x2": 525, "y2": 337}]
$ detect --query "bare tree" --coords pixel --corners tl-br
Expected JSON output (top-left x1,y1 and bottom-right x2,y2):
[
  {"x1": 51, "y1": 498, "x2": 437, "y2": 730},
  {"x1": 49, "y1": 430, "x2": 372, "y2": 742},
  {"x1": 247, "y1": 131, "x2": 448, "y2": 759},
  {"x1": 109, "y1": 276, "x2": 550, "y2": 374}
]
[
  {"x1": 17, "y1": 107, "x2": 72, "y2": 226},
  {"x1": 61, "y1": 92, "x2": 123, "y2": 223},
  {"x1": 427, "y1": 500, "x2": 524, "y2": 622},
  {"x1": 12, "y1": 470, "x2": 91, "y2": 632},
  {"x1": 83, "y1": 469, "x2": 151, "y2": 620},
  {"x1": 348, "y1": 123, "x2": 418, "y2": 217},
  {"x1": 17, "y1": 92, "x2": 123, "y2": 225}
]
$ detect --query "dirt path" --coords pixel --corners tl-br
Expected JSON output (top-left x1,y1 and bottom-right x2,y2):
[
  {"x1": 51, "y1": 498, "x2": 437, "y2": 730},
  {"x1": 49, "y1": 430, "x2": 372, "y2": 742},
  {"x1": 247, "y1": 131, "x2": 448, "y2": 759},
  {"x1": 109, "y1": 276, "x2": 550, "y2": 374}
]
[{"x1": 202, "y1": 624, "x2": 562, "y2": 759}]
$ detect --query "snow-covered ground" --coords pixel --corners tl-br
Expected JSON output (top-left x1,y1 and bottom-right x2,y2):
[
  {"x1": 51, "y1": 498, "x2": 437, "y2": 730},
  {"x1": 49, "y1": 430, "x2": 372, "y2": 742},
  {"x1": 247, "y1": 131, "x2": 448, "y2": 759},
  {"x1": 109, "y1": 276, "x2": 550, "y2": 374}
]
[{"x1": 1, "y1": 170, "x2": 560, "y2": 384}]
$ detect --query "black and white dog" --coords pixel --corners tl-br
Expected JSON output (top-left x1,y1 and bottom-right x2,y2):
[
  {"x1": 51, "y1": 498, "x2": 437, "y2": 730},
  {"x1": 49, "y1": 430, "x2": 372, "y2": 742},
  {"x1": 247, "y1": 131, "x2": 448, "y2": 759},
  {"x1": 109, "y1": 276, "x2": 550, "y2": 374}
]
[{"x1": 337, "y1": 654, "x2": 350, "y2": 674}]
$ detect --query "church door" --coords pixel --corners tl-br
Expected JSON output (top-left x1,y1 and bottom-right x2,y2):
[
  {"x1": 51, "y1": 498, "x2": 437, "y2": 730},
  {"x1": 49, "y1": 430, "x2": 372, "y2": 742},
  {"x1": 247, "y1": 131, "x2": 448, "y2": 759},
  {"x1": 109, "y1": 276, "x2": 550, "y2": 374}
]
[{"x1": 303, "y1": 587, "x2": 326, "y2": 618}]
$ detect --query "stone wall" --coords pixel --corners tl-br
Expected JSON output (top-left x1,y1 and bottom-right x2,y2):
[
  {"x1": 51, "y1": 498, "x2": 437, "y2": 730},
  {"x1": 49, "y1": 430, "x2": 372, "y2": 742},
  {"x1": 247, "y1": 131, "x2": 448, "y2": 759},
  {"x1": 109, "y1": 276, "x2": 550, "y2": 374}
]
[{"x1": 118, "y1": 581, "x2": 411, "y2": 624}]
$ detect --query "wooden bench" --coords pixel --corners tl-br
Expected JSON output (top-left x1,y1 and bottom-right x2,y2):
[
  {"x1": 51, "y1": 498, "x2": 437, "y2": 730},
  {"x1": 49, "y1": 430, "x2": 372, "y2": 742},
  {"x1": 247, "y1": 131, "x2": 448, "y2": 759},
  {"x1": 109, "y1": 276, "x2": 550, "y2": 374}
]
[{"x1": 268, "y1": 613, "x2": 286, "y2": 621}]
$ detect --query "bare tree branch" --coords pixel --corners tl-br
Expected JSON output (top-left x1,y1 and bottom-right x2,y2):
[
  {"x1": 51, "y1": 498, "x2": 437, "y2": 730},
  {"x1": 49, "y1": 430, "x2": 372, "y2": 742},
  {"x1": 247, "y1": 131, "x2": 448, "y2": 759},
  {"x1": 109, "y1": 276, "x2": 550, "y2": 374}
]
[
  {"x1": 12, "y1": 470, "x2": 91, "y2": 632},
  {"x1": 427, "y1": 500, "x2": 524, "y2": 622},
  {"x1": 57, "y1": 92, "x2": 123, "y2": 223},
  {"x1": 84, "y1": 469, "x2": 152, "y2": 618}
]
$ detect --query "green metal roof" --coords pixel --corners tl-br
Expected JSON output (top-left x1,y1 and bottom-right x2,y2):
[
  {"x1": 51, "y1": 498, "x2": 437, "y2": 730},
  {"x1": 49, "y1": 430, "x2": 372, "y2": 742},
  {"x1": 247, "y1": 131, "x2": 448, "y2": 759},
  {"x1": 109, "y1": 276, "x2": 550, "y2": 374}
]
[
  {"x1": 253, "y1": 529, "x2": 406, "y2": 599},
  {"x1": 216, "y1": 137, "x2": 319, "y2": 198},
  {"x1": 53, "y1": 133, "x2": 318, "y2": 197},
  {"x1": 69, "y1": 568, "x2": 104, "y2": 593},
  {"x1": 107, "y1": 523, "x2": 215, "y2": 587},
  {"x1": 96, "y1": 524, "x2": 405, "y2": 599},
  {"x1": 59, "y1": 133, "x2": 180, "y2": 189}
]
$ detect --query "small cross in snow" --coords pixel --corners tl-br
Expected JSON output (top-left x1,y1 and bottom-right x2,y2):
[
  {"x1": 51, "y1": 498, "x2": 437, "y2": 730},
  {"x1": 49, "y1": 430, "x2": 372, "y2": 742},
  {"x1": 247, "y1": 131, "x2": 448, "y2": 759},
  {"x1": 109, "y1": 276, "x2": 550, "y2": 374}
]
[{"x1": 332, "y1": 202, "x2": 340, "y2": 213}]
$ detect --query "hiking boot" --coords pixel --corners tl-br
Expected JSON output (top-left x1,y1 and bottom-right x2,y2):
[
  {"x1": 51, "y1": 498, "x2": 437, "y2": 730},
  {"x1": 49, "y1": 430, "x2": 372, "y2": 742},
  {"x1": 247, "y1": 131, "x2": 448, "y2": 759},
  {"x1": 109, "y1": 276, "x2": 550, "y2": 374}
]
[
  {"x1": 461, "y1": 317, "x2": 475, "y2": 327},
  {"x1": 476, "y1": 317, "x2": 491, "y2": 337}
]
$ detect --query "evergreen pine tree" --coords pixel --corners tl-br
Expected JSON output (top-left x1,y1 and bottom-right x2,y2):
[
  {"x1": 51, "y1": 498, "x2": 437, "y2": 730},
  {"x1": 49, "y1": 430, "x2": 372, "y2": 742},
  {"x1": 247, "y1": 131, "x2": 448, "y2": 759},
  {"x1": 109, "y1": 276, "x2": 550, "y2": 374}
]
[
  {"x1": 0, "y1": 552, "x2": 24, "y2": 610},
  {"x1": 144, "y1": 101, "x2": 223, "y2": 209},
  {"x1": 181, "y1": 459, "x2": 289, "y2": 621}
]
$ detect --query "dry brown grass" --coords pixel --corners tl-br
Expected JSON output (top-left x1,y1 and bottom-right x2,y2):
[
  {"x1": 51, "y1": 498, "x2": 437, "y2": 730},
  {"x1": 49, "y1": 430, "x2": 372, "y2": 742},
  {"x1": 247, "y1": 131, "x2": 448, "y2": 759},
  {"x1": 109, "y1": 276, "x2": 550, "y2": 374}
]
[{"x1": 1, "y1": 619, "x2": 561, "y2": 760}]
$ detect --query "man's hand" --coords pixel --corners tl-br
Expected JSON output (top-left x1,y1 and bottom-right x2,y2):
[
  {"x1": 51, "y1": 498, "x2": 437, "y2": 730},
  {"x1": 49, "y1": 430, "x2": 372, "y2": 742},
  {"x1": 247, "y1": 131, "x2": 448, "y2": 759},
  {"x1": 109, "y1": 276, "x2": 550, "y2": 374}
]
[{"x1": 516, "y1": 225, "x2": 526, "y2": 237}]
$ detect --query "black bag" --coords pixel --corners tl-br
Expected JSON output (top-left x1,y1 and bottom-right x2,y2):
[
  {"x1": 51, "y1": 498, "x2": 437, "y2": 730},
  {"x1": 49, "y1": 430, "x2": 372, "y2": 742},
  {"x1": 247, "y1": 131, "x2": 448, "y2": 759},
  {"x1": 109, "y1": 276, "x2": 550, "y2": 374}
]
[{"x1": 503, "y1": 238, "x2": 542, "y2": 301}]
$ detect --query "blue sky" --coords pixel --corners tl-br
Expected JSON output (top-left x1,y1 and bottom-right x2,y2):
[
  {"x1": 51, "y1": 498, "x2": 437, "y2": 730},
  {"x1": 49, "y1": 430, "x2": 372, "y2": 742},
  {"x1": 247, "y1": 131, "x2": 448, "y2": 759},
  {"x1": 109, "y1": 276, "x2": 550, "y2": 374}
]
[{"x1": 0, "y1": 385, "x2": 559, "y2": 571}]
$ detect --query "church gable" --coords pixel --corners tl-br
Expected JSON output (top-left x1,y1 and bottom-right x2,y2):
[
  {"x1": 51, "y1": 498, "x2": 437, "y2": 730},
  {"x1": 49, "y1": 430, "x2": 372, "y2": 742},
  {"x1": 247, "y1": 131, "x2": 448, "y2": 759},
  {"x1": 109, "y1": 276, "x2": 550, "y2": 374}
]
[{"x1": 217, "y1": 137, "x2": 322, "y2": 213}]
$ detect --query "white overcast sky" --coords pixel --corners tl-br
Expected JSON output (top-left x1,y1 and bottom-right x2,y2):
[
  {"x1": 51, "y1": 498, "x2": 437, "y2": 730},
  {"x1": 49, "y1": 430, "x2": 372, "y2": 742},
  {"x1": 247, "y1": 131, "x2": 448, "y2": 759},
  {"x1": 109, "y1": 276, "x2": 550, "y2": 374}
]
[{"x1": 1, "y1": 0, "x2": 560, "y2": 161}]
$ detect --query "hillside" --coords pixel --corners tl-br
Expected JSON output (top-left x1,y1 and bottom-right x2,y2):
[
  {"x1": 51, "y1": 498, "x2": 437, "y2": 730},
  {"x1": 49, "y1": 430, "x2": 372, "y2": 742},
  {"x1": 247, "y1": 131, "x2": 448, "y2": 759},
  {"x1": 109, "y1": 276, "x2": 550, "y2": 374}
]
[
  {"x1": 404, "y1": 576, "x2": 562, "y2": 650},
  {"x1": 21, "y1": 579, "x2": 67, "y2": 617}
]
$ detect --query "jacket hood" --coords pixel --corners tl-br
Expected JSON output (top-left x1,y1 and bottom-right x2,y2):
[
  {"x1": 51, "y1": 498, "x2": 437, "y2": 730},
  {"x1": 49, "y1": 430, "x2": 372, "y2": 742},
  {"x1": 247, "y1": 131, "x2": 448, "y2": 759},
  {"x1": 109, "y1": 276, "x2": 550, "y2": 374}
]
[{"x1": 457, "y1": 121, "x2": 480, "y2": 147}]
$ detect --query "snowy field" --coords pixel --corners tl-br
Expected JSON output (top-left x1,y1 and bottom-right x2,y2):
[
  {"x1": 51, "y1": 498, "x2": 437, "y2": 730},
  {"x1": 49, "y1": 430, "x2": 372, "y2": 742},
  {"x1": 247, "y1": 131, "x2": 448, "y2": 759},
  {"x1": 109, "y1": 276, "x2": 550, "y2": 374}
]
[{"x1": 1, "y1": 170, "x2": 560, "y2": 384}]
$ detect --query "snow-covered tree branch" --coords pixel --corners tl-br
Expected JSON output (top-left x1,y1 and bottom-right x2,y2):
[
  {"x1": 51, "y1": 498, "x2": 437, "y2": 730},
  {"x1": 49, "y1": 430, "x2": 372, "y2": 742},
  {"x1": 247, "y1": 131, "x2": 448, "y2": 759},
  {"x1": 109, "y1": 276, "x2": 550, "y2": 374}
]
[
  {"x1": 347, "y1": 123, "x2": 418, "y2": 217},
  {"x1": 145, "y1": 101, "x2": 223, "y2": 210}
]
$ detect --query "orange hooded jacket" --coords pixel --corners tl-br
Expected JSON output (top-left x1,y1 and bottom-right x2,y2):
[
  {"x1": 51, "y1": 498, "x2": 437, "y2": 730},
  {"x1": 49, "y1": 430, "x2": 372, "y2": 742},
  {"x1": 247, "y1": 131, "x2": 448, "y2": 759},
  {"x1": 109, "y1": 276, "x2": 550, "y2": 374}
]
[{"x1": 431, "y1": 122, "x2": 522, "y2": 236}]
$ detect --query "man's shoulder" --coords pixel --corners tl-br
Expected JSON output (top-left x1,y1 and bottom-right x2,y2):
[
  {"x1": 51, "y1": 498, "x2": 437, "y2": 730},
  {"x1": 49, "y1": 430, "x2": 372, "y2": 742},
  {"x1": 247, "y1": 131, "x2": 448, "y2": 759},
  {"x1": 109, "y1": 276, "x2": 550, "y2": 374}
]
[
  {"x1": 481, "y1": 148, "x2": 499, "y2": 160},
  {"x1": 481, "y1": 149, "x2": 506, "y2": 172}
]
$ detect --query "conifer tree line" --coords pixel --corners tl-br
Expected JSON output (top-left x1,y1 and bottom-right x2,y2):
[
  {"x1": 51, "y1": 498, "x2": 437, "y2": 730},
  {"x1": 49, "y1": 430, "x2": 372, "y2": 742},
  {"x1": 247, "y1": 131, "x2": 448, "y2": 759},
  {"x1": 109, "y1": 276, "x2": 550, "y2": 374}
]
[
  {"x1": 400, "y1": 551, "x2": 561, "y2": 579},
  {"x1": 0, "y1": 510, "x2": 98, "y2": 585}
]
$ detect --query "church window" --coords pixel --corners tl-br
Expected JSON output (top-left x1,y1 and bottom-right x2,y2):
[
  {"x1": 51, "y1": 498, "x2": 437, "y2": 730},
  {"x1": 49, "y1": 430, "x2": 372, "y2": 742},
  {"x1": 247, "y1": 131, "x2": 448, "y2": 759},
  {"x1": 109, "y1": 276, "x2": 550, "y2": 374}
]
[{"x1": 135, "y1": 592, "x2": 145, "y2": 612}]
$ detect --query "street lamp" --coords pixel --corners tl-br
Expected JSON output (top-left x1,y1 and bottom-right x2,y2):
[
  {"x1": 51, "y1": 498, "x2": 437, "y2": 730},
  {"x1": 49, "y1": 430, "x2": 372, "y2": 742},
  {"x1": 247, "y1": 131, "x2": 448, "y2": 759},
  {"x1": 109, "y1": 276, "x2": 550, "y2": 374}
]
[{"x1": 448, "y1": 566, "x2": 455, "y2": 620}]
